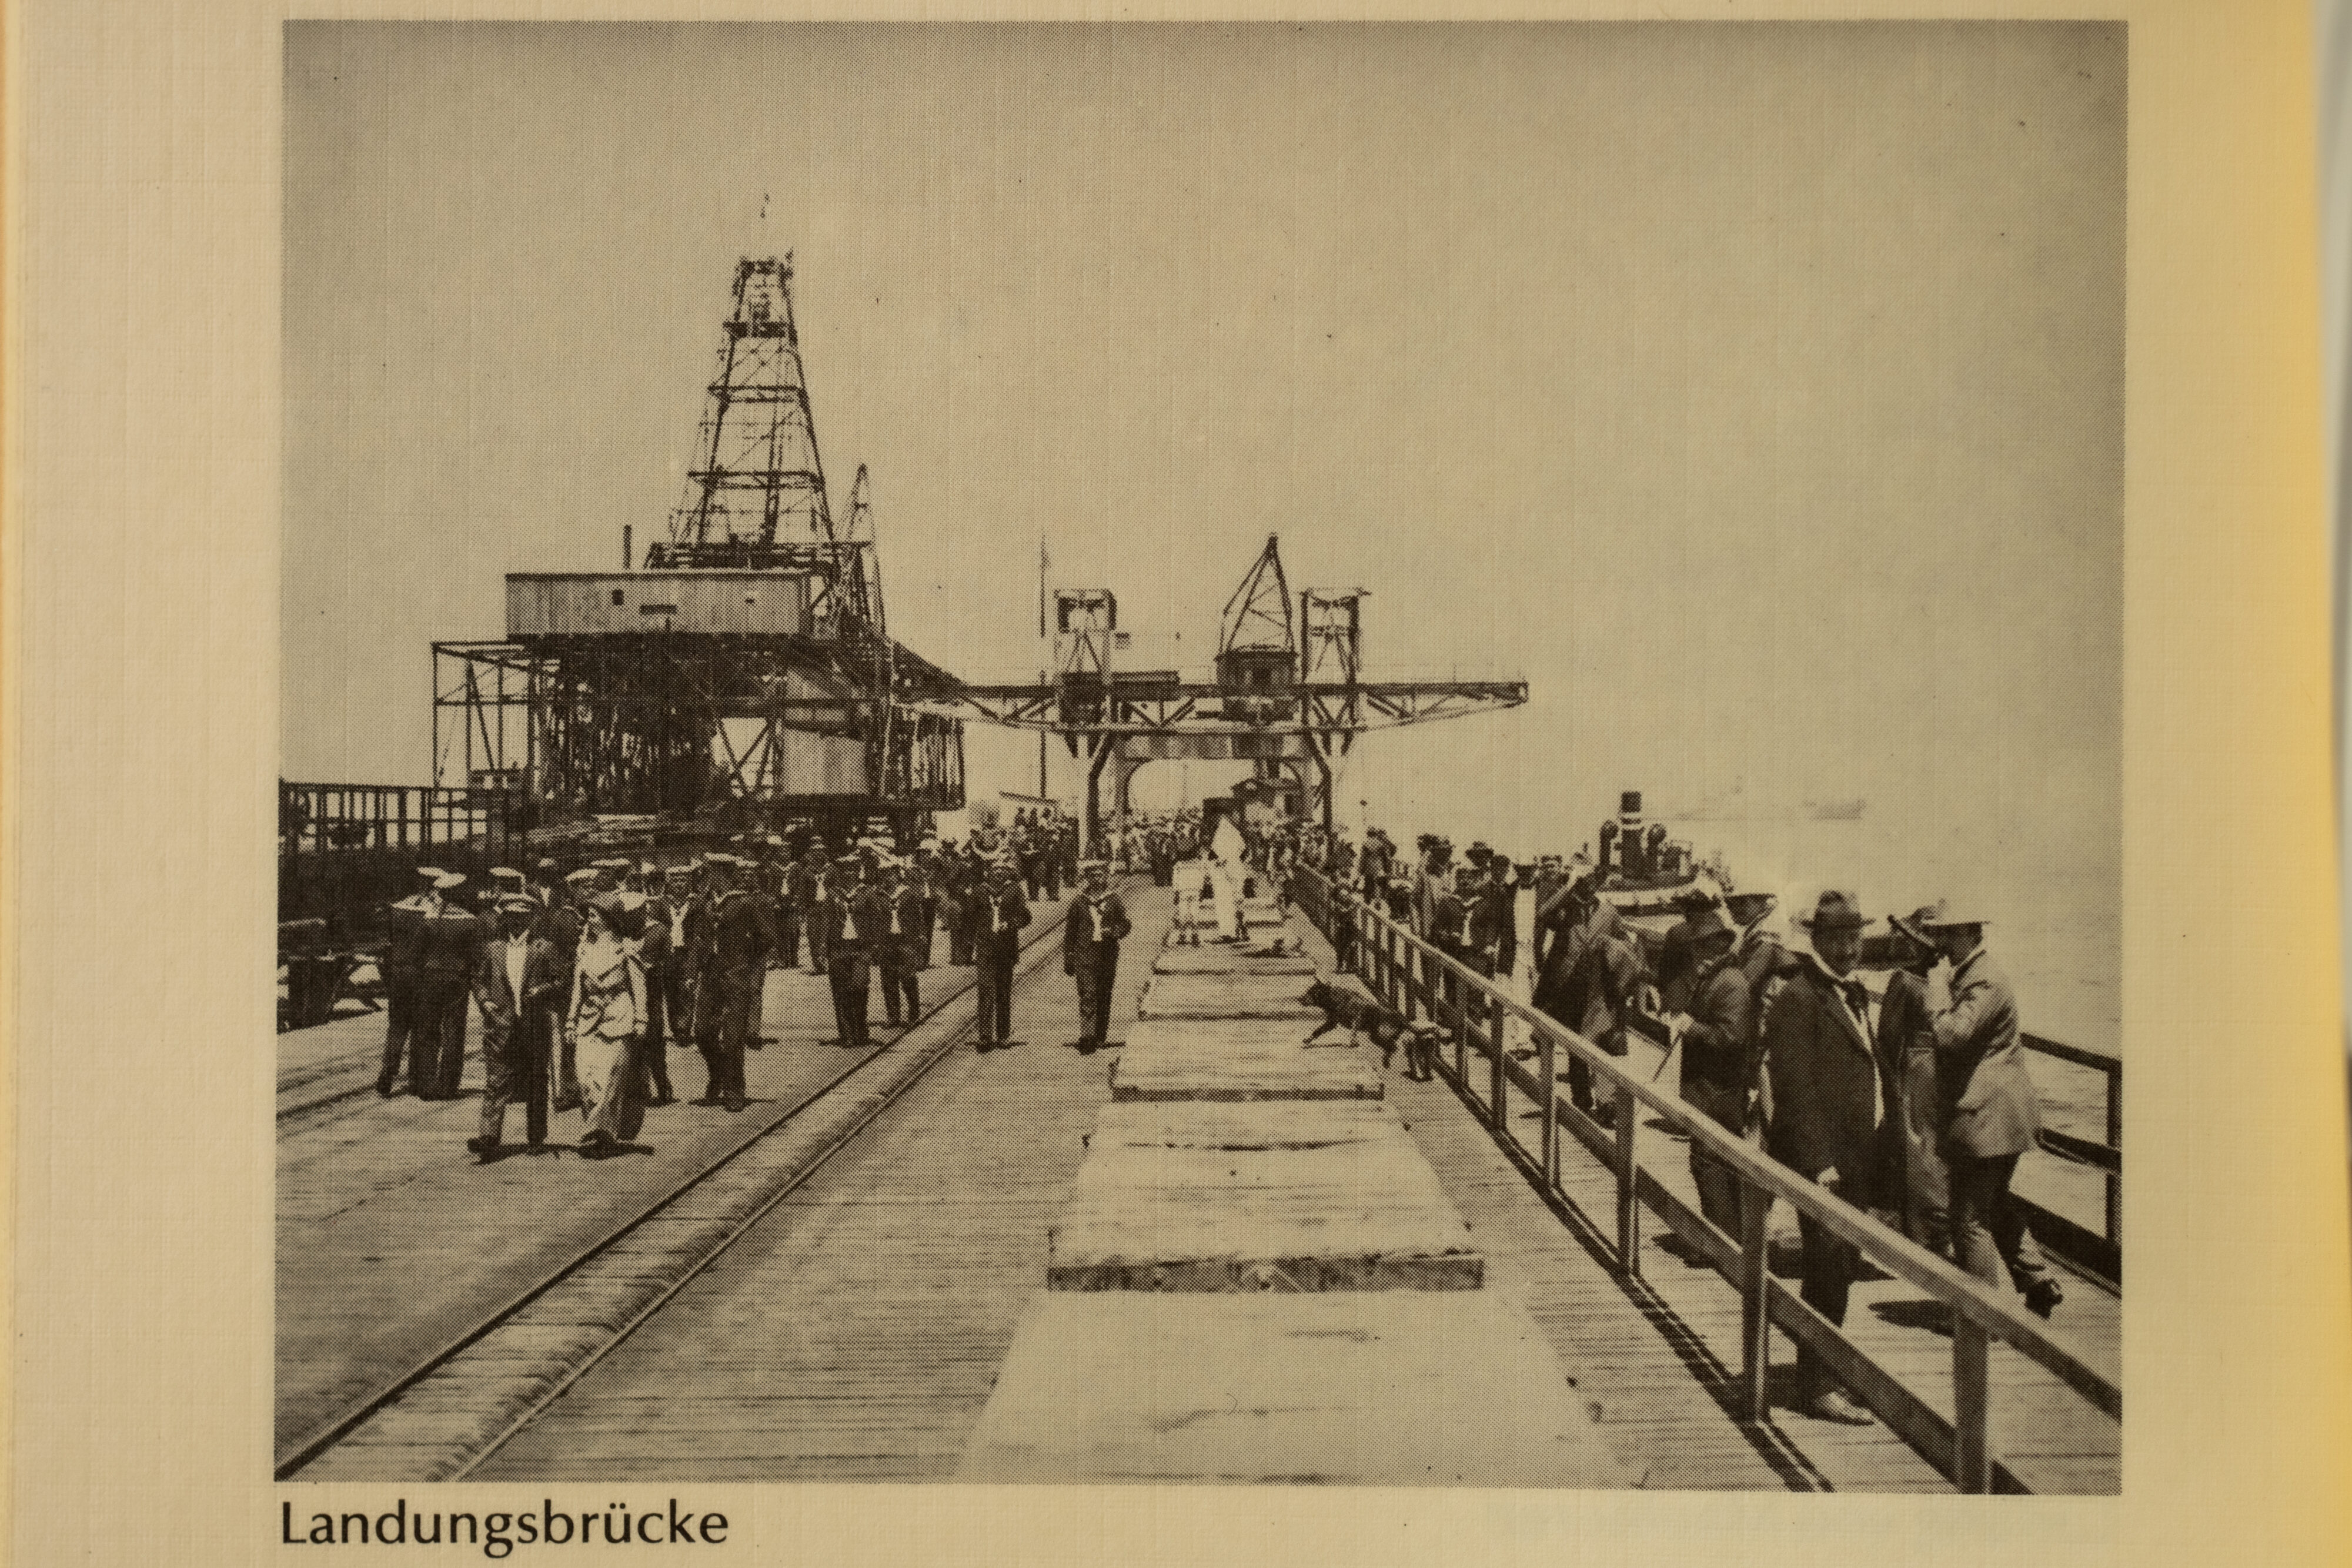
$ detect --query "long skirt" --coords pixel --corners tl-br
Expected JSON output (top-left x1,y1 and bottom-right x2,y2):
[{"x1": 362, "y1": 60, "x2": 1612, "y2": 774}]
[{"x1": 577, "y1": 1030, "x2": 644, "y2": 1143}]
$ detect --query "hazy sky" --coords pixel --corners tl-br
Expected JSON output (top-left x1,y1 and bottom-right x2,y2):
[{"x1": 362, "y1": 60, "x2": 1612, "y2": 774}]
[{"x1": 285, "y1": 20, "x2": 2121, "y2": 911}]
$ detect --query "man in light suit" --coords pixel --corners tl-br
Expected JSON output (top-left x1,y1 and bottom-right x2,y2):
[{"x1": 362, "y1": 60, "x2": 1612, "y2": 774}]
[
  {"x1": 1919, "y1": 901, "x2": 2063, "y2": 1319},
  {"x1": 468, "y1": 895, "x2": 565, "y2": 1160},
  {"x1": 1763, "y1": 889, "x2": 1889, "y2": 1426}
]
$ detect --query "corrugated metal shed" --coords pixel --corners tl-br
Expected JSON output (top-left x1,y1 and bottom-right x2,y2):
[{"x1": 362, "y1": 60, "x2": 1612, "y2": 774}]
[{"x1": 506, "y1": 572, "x2": 813, "y2": 637}]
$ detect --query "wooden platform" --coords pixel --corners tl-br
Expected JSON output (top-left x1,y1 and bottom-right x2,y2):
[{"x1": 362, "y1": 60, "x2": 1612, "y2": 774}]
[
  {"x1": 1136, "y1": 971, "x2": 1321, "y2": 1021},
  {"x1": 1048, "y1": 1101, "x2": 1482, "y2": 1291},
  {"x1": 957, "y1": 1292, "x2": 1633, "y2": 1486},
  {"x1": 1110, "y1": 1018, "x2": 1384, "y2": 1102},
  {"x1": 1087, "y1": 1099, "x2": 1404, "y2": 1152},
  {"x1": 1151, "y1": 944, "x2": 1318, "y2": 977}
]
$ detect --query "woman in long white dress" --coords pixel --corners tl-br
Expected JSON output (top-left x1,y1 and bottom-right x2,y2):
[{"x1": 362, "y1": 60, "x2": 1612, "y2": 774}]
[{"x1": 564, "y1": 896, "x2": 647, "y2": 1156}]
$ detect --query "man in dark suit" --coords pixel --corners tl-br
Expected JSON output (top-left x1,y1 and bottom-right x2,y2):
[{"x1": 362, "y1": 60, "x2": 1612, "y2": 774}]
[
  {"x1": 375, "y1": 866, "x2": 440, "y2": 1097},
  {"x1": 1432, "y1": 863, "x2": 1500, "y2": 1042},
  {"x1": 876, "y1": 858, "x2": 926, "y2": 1029},
  {"x1": 417, "y1": 872, "x2": 483, "y2": 1101},
  {"x1": 1919, "y1": 901, "x2": 2062, "y2": 1318},
  {"x1": 798, "y1": 840, "x2": 833, "y2": 976},
  {"x1": 546, "y1": 868, "x2": 594, "y2": 1109},
  {"x1": 467, "y1": 895, "x2": 565, "y2": 1159},
  {"x1": 1064, "y1": 860, "x2": 1131, "y2": 1052},
  {"x1": 632, "y1": 868, "x2": 681, "y2": 1106},
  {"x1": 760, "y1": 840, "x2": 801, "y2": 972},
  {"x1": 1880, "y1": 907, "x2": 1952, "y2": 1256},
  {"x1": 1482, "y1": 855, "x2": 1521, "y2": 985},
  {"x1": 1762, "y1": 889, "x2": 1887, "y2": 1425},
  {"x1": 696, "y1": 856, "x2": 772, "y2": 1111},
  {"x1": 816, "y1": 855, "x2": 888, "y2": 1050},
  {"x1": 971, "y1": 860, "x2": 1031, "y2": 1051},
  {"x1": 1665, "y1": 908, "x2": 1752, "y2": 1235}
]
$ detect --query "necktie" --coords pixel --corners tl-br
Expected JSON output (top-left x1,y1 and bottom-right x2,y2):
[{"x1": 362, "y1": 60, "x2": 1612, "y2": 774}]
[{"x1": 890, "y1": 896, "x2": 901, "y2": 937}]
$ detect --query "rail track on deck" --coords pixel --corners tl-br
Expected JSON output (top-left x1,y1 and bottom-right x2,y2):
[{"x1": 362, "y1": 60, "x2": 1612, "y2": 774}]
[{"x1": 273, "y1": 902, "x2": 1077, "y2": 1482}]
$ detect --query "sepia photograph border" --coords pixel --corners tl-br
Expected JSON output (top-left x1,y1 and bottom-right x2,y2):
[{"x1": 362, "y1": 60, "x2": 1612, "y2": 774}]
[{"x1": 9, "y1": 1, "x2": 2351, "y2": 1565}]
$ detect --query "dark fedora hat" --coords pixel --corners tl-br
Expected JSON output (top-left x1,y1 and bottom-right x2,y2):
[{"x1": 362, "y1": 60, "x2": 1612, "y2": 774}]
[{"x1": 1792, "y1": 889, "x2": 1872, "y2": 933}]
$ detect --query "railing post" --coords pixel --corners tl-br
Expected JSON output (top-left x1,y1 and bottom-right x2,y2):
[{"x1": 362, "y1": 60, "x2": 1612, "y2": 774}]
[
  {"x1": 2104, "y1": 1064, "x2": 2123, "y2": 1252},
  {"x1": 1539, "y1": 1029, "x2": 1558, "y2": 1189},
  {"x1": 1488, "y1": 977, "x2": 1507, "y2": 1136},
  {"x1": 1613, "y1": 1081, "x2": 1640, "y2": 1276},
  {"x1": 1952, "y1": 1318, "x2": 1992, "y2": 1493},
  {"x1": 1738, "y1": 1177, "x2": 1770, "y2": 1423}
]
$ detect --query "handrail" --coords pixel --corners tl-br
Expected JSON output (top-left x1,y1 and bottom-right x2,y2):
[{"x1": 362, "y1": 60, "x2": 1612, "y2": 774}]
[
  {"x1": 1317, "y1": 864, "x2": 2124, "y2": 1277},
  {"x1": 1291, "y1": 864, "x2": 2119, "y2": 1493}
]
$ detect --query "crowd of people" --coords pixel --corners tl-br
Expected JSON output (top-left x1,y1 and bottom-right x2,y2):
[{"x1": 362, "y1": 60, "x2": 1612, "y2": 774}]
[
  {"x1": 370, "y1": 793, "x2": 2061, "y2": 1427},
  {"x1": 369, "y1": 806, "x2": 1134, "y2": 1163},
  {"x1": 1203, "y1": 813, "x2": 2064, "y2": 1429}
]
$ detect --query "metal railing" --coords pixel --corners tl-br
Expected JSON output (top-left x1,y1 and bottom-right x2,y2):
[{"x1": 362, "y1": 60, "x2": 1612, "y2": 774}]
[{"x1": 1292, "y1": 865, "x2": 2120, "y2": 1494}]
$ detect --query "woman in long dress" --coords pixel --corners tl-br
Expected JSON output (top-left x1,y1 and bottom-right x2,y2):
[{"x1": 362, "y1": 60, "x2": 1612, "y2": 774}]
[{"x1": 564, "y1": 896, "x2": 647, "y2": 1156}]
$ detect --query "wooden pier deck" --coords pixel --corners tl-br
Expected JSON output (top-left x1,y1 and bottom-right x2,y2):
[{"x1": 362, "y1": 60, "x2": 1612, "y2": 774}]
[{"x1": 282, "y1": 880, "x2": 2117, "y2": 1489}]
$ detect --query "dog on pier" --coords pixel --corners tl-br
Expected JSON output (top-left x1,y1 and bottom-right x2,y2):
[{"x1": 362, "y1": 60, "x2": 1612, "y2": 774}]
[{"x1": 1298, "y1": 979, "x2": 1439, "y2": 1082}]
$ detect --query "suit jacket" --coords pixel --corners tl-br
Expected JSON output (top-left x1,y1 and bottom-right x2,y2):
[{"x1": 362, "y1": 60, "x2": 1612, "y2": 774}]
[
  {"x1": 1572, "y1": 931, "x2": 1645, "y2": 1047},
  {"x1": 473, "y1": 934, "x2": 566, "y2": 1045},
  {"x1": 878, "y1": 885, "x2": 927, "y2": 961},
  {"x1": 381, "y1": 895, "x2": 430, "y2": 975},
  {"x1": 1679, "y1": 958, "x2": 1756, "y2": 1099},
  {"x1": 1763, "y1": 955, "x2": 1888, "y2": 1195},
  {"x1": 1431, "y1": 890, "x2": 1499, "y2": 959},
  {"x1": 1930, "y1": 947, "x2": 2040, "y2": 1158},
  {"x1": 1533, "y1": 899, "x2": 1623, "y2": 1020},
  {"x1": 1484, "y1": 880, "x2": 1519, "y2": 950},
  {"x1": 635, "y1": 897, "x2": 675, "y2": 966},
  {"x1": 971, "y1": 884, "x2": 1031, "y2": 960},
  {"x1": 814, "y1": 885, "x2": 890, "y2": 950},
  {"x1": 417, "y1": 906, "x2": 483, "y2": 980},
  {"x1": 708, "y1": 888, "x2": 774, "y2": 977},
  {"x1": 1064, "y1": 891, "x2": 1131, "y2": 971}
]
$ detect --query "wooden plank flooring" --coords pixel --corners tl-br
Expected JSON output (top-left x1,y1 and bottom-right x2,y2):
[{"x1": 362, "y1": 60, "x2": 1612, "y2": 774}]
[
  {"x1": 460, "y1": 885, "x2": 2115, "y2": 1492},
  {"x1": 1333, "y1": 919, "x2": 2120, "y2": 1492},
  {"x1": 275, "y1": 905, "x2": 1068, "y2": 1458},
  {"x1": 470, "y1": 894, "x2": 1166, "y2": 1481}
]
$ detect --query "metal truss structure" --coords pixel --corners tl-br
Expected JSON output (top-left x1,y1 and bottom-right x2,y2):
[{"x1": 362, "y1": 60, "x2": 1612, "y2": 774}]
[
  {"x1": 432, "y1": 255, "x2": 965, "y2": 845},
  {"x1": 933, "y1": 535, "x2": 1527, "y2": 845}
]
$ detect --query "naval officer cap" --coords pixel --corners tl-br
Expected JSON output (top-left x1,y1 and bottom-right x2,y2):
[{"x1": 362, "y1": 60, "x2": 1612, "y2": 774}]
[
  {"x1": 489, "y1": 866, "x2": 524, "y2": 885},
  {"x1": 415, "y1": 865, "x2": 446, "y2": 882},
  {"x1": 433, "y1": 871, "x2": 468, "y2": 891},
  {"x1": 564, "y1": 867, "x2": 600, "y2": 887},
  {"x1": 498, "y1": 894, "x2": 540, "y2": 915}
]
